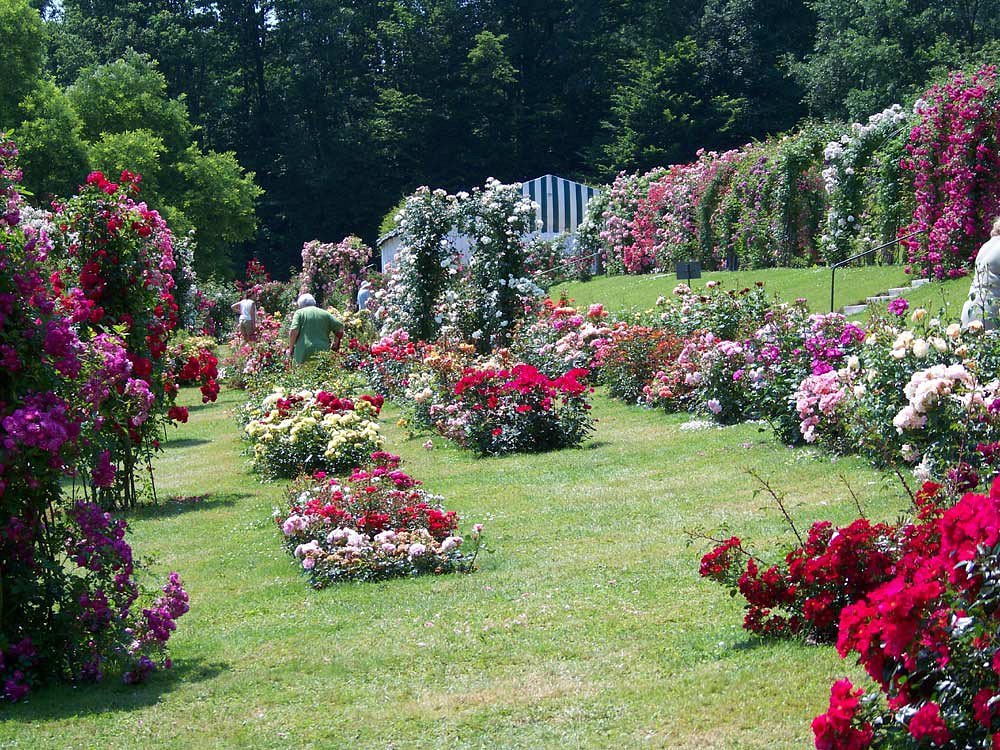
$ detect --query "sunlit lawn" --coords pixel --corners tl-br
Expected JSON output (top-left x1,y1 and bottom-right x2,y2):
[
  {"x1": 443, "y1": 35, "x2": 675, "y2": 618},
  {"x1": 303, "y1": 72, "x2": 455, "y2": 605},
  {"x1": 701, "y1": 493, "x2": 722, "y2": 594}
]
[
  {"x1": 0, "y1": 386, "x2": 908, "y2": 749},
  {"x1": 554, "y1": 266, "x2": 916, "y2": 313}
]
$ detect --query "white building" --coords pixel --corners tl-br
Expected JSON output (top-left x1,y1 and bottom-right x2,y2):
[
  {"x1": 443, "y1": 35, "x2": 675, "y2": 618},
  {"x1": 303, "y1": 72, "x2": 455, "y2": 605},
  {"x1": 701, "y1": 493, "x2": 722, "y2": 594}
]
[{"x1": 378, "y1": 174, "x2": 600, "y2": 270}]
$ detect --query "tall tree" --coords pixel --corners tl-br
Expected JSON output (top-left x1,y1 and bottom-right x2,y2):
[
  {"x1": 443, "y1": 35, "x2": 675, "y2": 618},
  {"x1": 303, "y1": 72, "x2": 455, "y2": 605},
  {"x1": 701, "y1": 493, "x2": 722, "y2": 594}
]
[
  {"x1": 696, "y1": 0, "x2": 814, "y2": 140},
  {"x1": 0, "y1": 0, "x2": 45, "y2": 127},
  {"x1": 600, "y1": 38, "x2": 742, "y2": 174},
  {"x1": 791, "y1": 0, "x2": 1000, "y2": 118}
]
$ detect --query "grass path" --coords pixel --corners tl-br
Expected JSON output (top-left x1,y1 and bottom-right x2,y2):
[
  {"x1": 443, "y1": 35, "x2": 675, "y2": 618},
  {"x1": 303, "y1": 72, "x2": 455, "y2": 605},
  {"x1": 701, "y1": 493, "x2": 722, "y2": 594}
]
[{"x1": 1, "y1": 387, "x2": 907, "y2": 748}]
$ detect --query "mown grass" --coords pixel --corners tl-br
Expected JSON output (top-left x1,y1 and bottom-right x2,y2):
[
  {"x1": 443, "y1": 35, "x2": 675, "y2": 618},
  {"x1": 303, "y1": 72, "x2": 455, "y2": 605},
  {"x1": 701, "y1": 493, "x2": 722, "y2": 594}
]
[
  {"x1": 1, "y1": 384, "x2": 911, "y2": 749},
  {"x1": 553, "y1": 266, "x2": 915, "y2": 313}
]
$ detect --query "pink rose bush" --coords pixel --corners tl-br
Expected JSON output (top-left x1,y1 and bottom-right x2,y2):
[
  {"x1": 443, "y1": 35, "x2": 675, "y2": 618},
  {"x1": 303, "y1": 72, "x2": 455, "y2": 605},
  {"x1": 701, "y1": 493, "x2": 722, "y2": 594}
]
[
  {"x1": 511, "y1": 298, "x2": 611, "y2": 376},
  {"x1": 301, "y1": 236, "x2": 373, "y2": 308},
  {"x1": 222, "y1": 309, "x2": 286, "y2": 388},
  {"x1": 274, "y1": 452, "x2": 481, "y2": 586}
]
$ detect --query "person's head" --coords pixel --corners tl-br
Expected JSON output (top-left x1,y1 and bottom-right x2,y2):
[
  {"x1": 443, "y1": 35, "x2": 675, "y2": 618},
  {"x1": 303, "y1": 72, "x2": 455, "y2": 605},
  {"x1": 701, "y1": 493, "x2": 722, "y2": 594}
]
[
  {"x1": 359, "y1": 281, "x2": 371, "y2": 290},
  {"x1": 297, "y1": 293, "x2": 316, "y2": 309},
  {"x1": 991, "y1": 216, "x2": 1000, "y2": 237}
]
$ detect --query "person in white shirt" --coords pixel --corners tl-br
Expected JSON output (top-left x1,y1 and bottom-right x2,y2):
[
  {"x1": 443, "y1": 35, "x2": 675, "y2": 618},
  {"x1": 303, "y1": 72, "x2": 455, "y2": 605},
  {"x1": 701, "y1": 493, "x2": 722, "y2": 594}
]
[
  {"x1": 962, "y1": 217, "x2": 1000, "y2": 330},
  {"x1": 231, "y1": 297, "x2": 257, "y2": 341},
  {"x1": 357, "y1": 280, "x2": 372, "y2": 311}
]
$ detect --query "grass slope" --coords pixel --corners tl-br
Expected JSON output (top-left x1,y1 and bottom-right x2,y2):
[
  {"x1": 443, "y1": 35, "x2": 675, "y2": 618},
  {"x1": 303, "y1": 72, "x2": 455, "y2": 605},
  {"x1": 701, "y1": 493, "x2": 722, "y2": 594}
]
[
  {"x1": 2, "y1": 387, "x2": 908, "y2": 749},
  {"x1": 553, "y1": 267, "x2": 913, "y2": 313}
]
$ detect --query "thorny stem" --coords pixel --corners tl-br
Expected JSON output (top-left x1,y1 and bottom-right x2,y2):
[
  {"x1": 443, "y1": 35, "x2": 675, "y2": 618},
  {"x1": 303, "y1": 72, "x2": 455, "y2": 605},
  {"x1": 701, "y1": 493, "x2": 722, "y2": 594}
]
[
  {"x1": 837, "y1": 474, "x2": 866, "y2": 519},
  {"x1": 747, "y1": 468, "x2": 804, "y2": 547}
]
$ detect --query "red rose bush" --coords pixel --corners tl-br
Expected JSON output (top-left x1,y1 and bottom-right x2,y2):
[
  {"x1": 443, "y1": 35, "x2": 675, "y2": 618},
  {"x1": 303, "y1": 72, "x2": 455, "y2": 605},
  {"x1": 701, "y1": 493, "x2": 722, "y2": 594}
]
[{"x1": 432, "y1": 363, "x2": 595, "y2": 456}]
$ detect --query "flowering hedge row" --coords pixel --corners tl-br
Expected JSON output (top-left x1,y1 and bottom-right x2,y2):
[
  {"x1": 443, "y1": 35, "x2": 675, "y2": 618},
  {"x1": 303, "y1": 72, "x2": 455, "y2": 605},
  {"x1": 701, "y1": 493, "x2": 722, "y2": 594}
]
[{"x1": 583, "y1": 64, "x2": 1000, "y2": 278}]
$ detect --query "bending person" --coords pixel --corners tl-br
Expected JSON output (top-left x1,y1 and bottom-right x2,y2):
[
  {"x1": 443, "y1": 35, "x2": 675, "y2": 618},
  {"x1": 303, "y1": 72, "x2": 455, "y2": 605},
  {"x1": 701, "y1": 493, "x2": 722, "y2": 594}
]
[
  {"x1": 288, "y1": 293, "x2": 344, "y2": 365},
  {"x1": 232, "y1": 297, "x2": 257, "y2": 341}
]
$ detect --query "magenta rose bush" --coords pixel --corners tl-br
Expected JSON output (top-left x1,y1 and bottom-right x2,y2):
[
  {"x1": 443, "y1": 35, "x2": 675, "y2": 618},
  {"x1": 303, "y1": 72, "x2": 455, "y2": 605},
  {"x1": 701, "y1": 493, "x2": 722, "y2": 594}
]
[
  {"x1": 0, "y1": 139, "x2": 190, "y2": 701},
  {"x1": 901, "y1": 66, "x2": 1000, "y2": 279}
]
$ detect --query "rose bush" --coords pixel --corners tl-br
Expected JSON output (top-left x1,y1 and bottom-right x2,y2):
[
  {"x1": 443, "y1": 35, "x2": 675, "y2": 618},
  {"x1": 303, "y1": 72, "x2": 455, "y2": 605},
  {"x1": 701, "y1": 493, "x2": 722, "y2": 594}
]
[
  {"x1": 274, "y1": 452, "x2": 481, "y2": 586},
  {"x1": 431, "y1": 363, "x2": 595, "y2": 456},
  {"x1": 241, "y1": 387, "x2": 385, "y2": 478},
  {"x1": 0, "y1": 139, "x2": 189, "y2": 700}
]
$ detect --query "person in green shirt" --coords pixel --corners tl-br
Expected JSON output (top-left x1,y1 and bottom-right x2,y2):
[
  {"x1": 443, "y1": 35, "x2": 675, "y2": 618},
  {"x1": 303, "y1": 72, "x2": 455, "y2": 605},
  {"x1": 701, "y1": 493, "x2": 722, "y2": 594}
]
[{"x1": 287, "y1": 293, "x2": 344, "y2": 364}]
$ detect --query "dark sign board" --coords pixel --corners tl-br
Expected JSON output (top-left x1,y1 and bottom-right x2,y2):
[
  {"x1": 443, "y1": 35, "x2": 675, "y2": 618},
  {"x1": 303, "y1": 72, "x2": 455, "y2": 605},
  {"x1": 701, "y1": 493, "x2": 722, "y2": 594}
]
[{"x1": 676, "y1": 261, "x2": 702, "y2": 282}]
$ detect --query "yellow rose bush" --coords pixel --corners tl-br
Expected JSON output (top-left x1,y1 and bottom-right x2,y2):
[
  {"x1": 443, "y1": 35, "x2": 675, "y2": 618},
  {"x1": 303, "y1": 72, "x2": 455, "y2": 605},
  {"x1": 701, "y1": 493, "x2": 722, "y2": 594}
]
[{"x1": 241, "y1": 387, "x2": 385, "y2": 478}]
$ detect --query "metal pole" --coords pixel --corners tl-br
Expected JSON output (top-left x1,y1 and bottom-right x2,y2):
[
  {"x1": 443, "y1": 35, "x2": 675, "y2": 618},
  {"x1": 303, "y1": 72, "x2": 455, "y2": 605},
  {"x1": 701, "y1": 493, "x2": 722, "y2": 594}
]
[{"x1": 830, "y1": 266, "x2": 836, "y2": 313}]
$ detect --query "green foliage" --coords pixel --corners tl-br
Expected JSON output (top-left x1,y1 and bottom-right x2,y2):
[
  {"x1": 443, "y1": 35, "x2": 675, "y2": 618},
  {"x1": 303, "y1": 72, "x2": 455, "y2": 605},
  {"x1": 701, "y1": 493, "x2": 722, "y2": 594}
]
[
  {"x1": 176, "y1": 146, "x2": 262, "y2": 277},
  {"x1": 88, "y1": 129, "x2": 166, "y2": 197},
  {"x1": 377, "y1": 195, "x2": 407, "y2": 238},
  {"x1": 67, "y1": 51, "x2": 192, "y2": 155},
  {"x1": 790, "y1": 0, "x2": 1000, "y2": 118},
  {"x1": 461, "y1": 30, "x2": 517, "y2": 165},
  {"x1": 0, "y1": 0, "x2": 44, "y2": 127},
  {"x1": 14, "y1": 78, "x2": 89, "y2": 198},
  {"x1": 600, "y1": 38, "x2": 741, "y2": 174},
  {"x1": 695, "y1": 0, "x2": 814, "y2": 138}
]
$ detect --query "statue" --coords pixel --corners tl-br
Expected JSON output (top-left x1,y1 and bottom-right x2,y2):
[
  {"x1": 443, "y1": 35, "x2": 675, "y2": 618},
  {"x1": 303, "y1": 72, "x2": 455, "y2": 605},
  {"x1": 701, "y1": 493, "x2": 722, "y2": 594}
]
[{"x1": 961, "y1": 217, "x2": 1000, "y2": 330}]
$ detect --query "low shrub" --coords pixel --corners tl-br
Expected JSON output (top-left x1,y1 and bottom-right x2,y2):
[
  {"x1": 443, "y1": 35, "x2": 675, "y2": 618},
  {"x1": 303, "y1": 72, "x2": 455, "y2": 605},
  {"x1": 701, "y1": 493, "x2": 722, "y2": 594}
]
[
  {"x1": 274, "y1": 452, "x2": 481, "y2": 586},
  {"x1": 241, "y1": 387, "x2": 384, "y2": 478}
]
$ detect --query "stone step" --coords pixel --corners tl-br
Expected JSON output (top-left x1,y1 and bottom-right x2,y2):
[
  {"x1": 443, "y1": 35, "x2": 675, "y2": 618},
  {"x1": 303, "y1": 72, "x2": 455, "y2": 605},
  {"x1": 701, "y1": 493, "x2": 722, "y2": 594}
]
[
  {"x1": 887, "y1": 287, "x2": 911, "y2": 296},
  {"x1": 866, "y1": 295, "x2": 895, "y2": 304},
  {"x1": 843, "y1": 304, "x2": 869, "y2": 316},
  {"x1": 911, "y1": 278, "x2": 930, "y2": 288}
]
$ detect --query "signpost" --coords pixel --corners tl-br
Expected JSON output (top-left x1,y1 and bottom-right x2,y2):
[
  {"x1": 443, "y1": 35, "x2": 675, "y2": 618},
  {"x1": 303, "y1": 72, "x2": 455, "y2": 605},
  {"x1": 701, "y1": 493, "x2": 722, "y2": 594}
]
[{"x1": 676, "y1": 260, "x2": 702, "y2": 285}]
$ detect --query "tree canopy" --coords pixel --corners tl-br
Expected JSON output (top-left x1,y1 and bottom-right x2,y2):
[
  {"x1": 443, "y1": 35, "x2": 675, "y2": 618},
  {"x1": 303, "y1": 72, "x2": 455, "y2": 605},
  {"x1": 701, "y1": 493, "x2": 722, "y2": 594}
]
[{"x1": 2, "y1": 0, "x2": 1000, "y2": 274}]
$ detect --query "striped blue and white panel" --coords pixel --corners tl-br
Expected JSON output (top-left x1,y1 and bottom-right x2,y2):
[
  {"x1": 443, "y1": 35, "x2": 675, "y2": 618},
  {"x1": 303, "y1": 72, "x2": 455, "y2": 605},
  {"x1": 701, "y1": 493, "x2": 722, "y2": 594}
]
[{"x1": 522, "y1": 175, "x2": 600, "y2": 235}]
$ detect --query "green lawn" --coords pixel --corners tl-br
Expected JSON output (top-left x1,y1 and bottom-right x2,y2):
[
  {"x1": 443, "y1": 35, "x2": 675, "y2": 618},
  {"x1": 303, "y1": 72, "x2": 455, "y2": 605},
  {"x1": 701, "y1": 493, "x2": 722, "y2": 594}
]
[
  {"x1": 553, "y1": 266, "x2": 915, "y2": 313},
  {"x1": 1, "y1": 386, "x2": 909, "y2": 749}
]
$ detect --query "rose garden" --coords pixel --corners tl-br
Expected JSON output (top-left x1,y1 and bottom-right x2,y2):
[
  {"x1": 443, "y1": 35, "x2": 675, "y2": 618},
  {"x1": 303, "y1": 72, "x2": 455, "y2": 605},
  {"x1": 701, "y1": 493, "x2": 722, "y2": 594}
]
[{"x1": 10, "y1": 30, "x2": 1000, "y2": 748}]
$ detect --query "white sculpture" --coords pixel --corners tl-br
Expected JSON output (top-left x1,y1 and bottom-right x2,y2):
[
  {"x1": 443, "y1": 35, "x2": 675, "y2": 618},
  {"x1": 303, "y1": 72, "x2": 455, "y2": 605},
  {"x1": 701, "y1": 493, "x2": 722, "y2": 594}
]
[{"x1": 961, "y1": 218, "x2": 1000, "y2": 330}]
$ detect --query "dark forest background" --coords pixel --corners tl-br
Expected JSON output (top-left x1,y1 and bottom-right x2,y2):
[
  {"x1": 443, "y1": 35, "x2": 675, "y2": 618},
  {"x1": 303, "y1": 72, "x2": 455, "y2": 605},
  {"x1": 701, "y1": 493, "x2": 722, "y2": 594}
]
[{"x1": 5, "y1": 0, "x2": 1000, "y2": 275}]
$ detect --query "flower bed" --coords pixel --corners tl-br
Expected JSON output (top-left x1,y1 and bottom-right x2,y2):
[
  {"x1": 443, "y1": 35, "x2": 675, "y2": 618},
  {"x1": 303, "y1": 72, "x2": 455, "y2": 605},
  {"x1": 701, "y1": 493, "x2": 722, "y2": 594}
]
[
  {"x1": 274, "y1": 452, "x2": 481, "y2": 586},
  {"x1": 241, "y1": 388, "x2": 385, "y2": 478},
  {"x1": 432, "y1": 363, "x2": 594, "y2": 456}
]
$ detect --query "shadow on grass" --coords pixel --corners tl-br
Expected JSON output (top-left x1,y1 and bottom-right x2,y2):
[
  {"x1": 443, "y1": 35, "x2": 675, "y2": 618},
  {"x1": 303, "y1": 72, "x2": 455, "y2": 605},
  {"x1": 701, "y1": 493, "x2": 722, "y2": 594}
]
[
  {"x1": 3, "y1": 659, "x2": 227, "y2": 722},
  {"x1": 182, "y1": 401, "x2": 217, "y2": 414},
  {"x1": 163, "y1": 437, "x2": 211, "y2": 450},
  {"x1": 126, "y1": 493, "x2": 241, "y2": 521}
]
